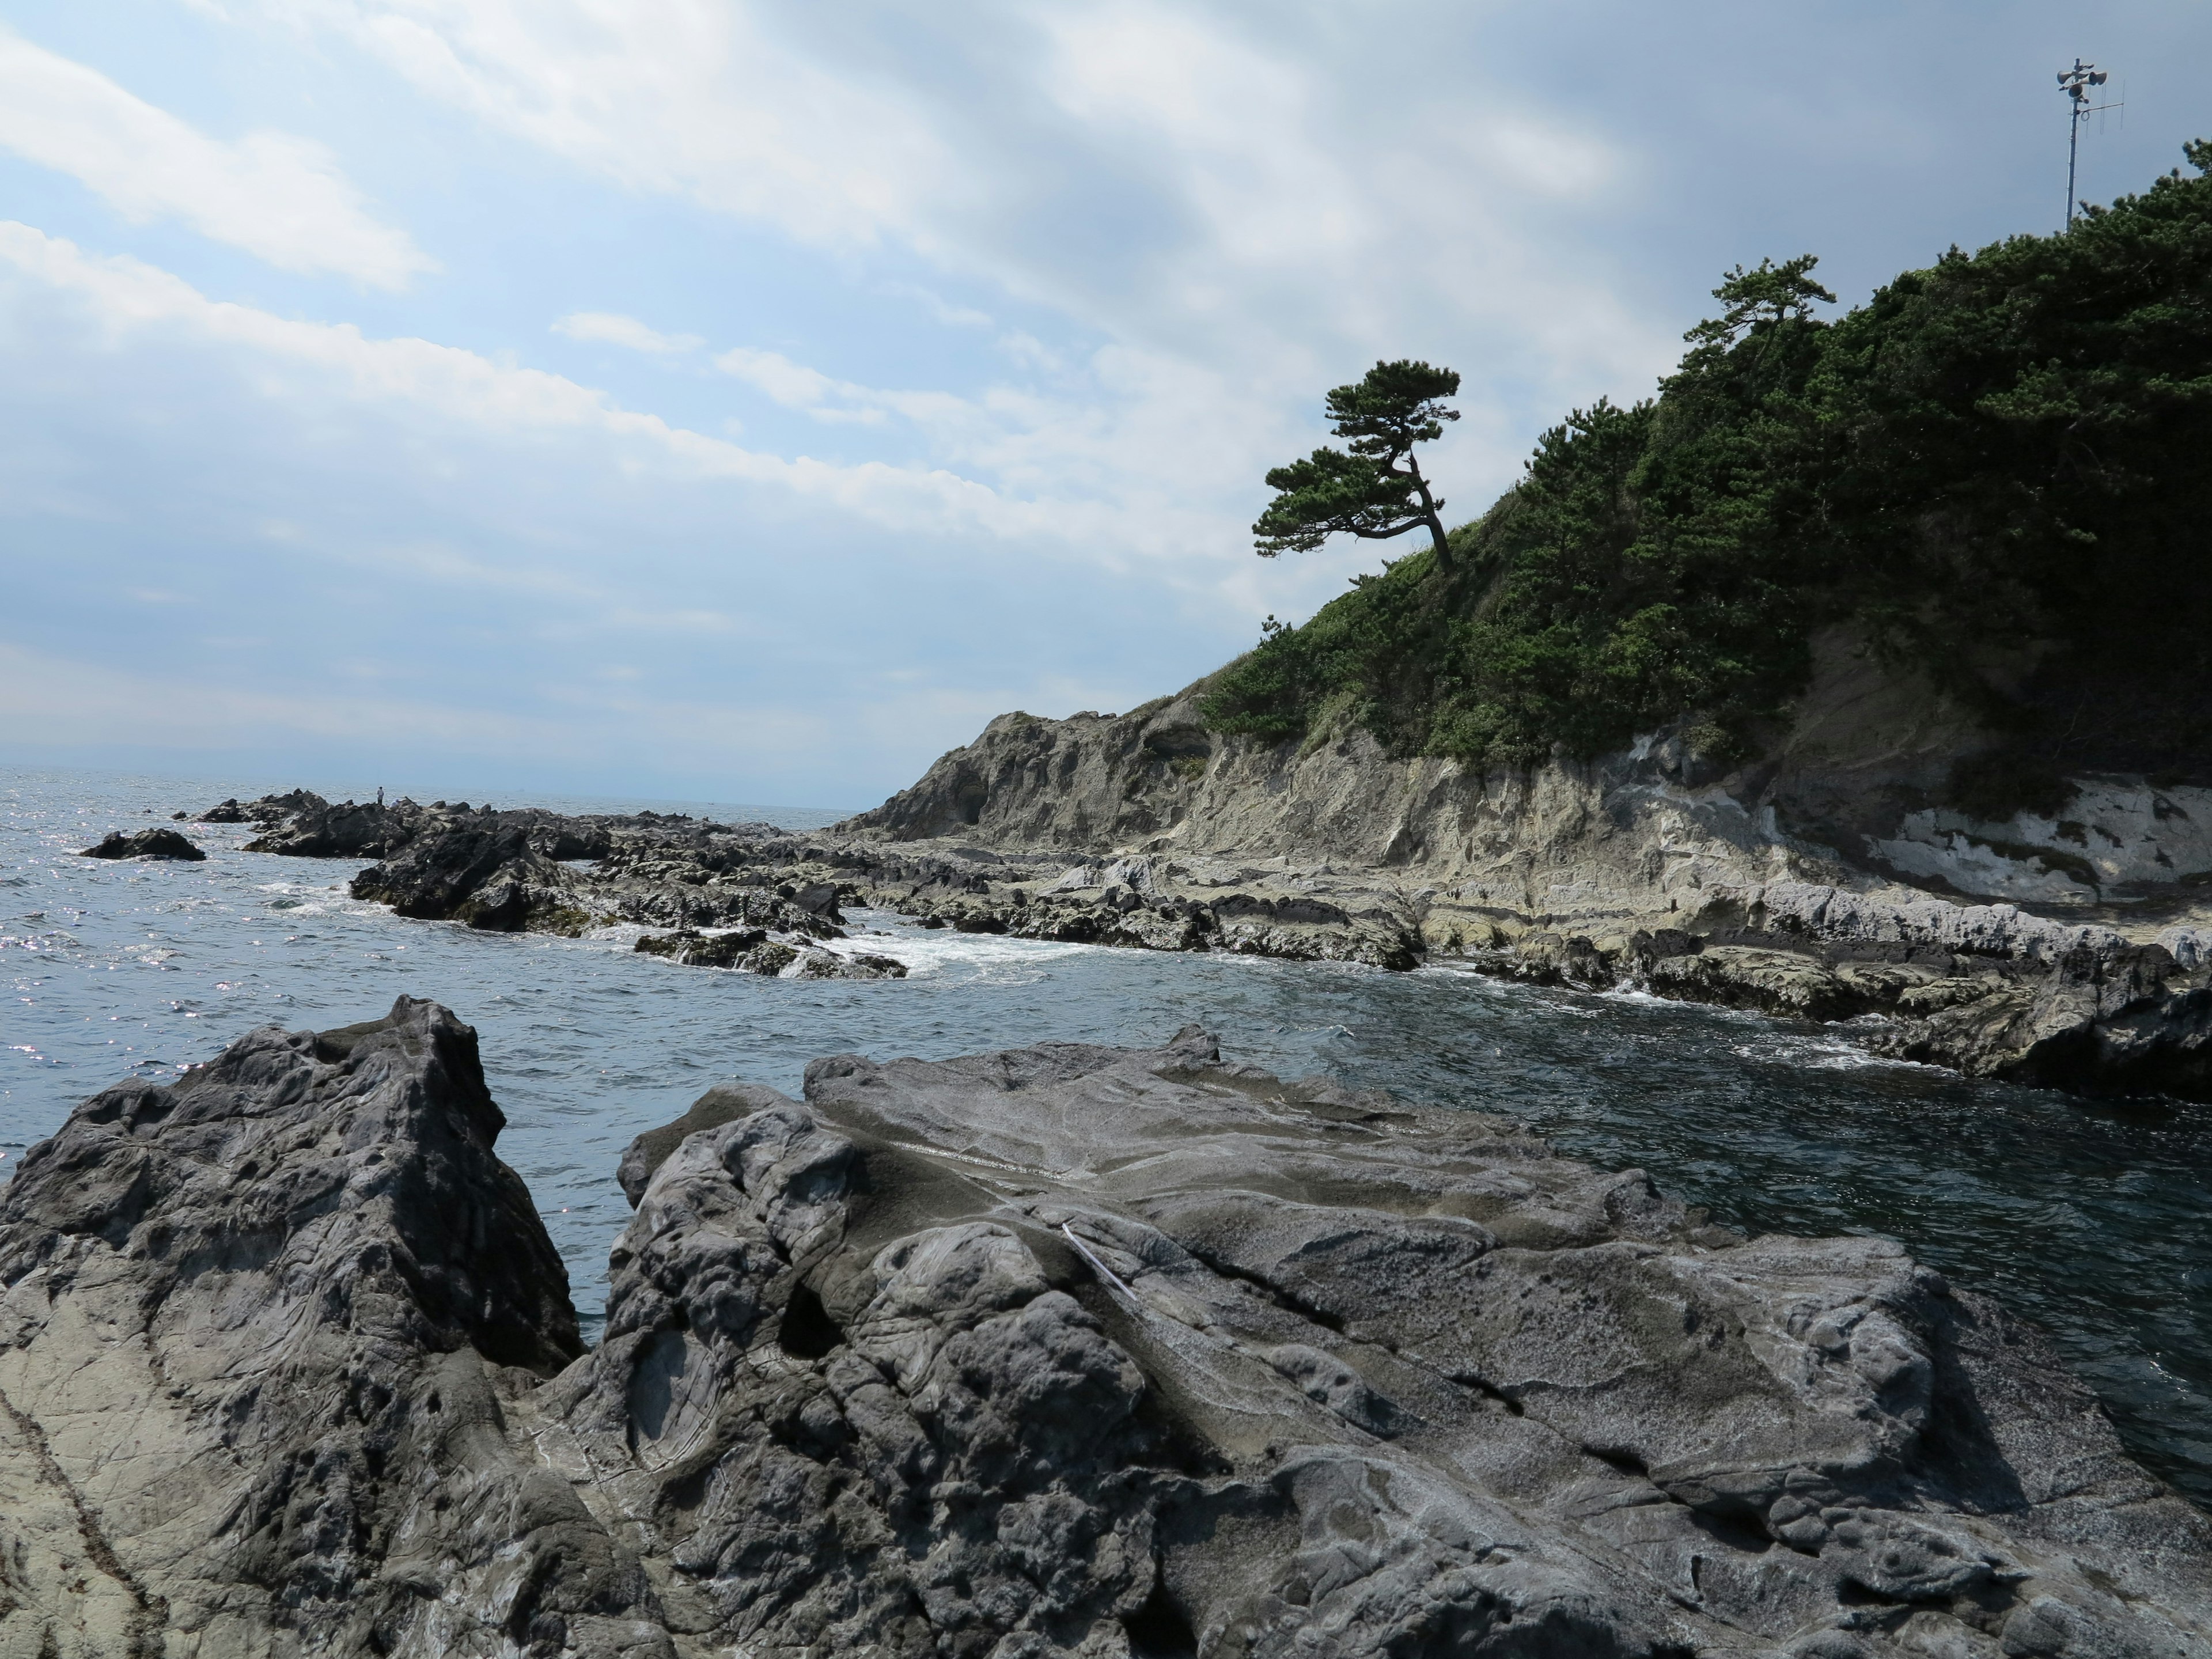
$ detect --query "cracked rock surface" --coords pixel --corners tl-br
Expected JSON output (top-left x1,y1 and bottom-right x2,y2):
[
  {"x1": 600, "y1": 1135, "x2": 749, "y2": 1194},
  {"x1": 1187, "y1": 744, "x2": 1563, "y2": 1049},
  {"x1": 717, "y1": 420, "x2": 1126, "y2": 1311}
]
[{"x1": 4, "y1": 1002, "x2": 2207, "y2": 1656}]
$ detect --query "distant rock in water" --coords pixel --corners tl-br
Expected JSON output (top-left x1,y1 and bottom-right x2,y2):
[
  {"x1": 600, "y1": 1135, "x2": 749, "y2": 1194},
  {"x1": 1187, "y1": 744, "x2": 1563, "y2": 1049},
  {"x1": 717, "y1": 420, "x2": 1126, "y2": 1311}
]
[
  {"x1": 634, "y1": 929, "x2": 907, "y2": 978},
  {"x1": 213, "y1": 771, "x2": 2212, "y2": 1096},
  {"x1": 79, "y1": 827, "x2": 205, "y2": 861},
  {"x1": 2, "y1": 1004, "x2": 2206, "y2": 1654},
  {"x1": 194, "y1": 787, "x2": 327, "y2": 824}
]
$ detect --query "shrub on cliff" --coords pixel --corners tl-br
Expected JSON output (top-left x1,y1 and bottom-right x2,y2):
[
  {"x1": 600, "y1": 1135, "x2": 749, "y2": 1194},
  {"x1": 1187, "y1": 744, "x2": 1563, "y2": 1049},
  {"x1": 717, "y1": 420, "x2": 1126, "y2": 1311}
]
[{"x1": 1205, "y1": 143, "x2": 2212, "y2": 786}]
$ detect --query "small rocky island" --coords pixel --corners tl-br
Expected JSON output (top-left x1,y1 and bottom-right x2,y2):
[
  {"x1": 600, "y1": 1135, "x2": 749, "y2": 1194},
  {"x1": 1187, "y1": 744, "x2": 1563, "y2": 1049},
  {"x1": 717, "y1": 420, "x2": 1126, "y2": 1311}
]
[{"x1": 1, "y1": 997, "x2": 2207, "y2": 1656}]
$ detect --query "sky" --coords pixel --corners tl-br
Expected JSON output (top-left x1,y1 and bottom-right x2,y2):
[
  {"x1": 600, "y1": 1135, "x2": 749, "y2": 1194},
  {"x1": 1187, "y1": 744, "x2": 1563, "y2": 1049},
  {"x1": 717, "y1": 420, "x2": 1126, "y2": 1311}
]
[{"x1": 1, "y1": 2, "x2": 2205, "y2": 808}]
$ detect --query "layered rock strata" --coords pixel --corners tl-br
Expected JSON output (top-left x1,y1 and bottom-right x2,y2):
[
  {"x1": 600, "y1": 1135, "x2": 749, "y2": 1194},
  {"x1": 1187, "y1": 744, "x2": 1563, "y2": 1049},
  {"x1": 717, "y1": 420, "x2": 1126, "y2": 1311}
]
[{"x1": 3, "y1": 1003, "x2": 2208, "y2": 1656}]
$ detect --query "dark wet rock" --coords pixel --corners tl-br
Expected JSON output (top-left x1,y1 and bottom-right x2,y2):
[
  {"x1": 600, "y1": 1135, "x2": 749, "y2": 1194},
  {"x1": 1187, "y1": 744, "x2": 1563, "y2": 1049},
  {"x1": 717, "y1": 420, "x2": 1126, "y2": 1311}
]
[
  {"x1": 245, "y1": 796, "x2": 416, "y2": 857},
  {"x1": 4, "y1": 1010, "x2": 2209, "y2": 1654},
  {"x1": 629, "y1": 932, "x2": 903, "y2": 979},
  {"x1": 634, "y1": 927, "x2": 770, "y2": 967},
  {"x1": 79, "y1": 827, "x2": 206, "y2": 861},
  {"x1": 352, "y1": 823, "x2": 589, "y2": 933},
  {"x1": 197, "y1": 787, "x2": 327, "y2": 825},
  {"x1": 791, "y1": 948, "x2": 906, "y2": 980},
  {"x1": 787, "y1": 881, "x2": 844, "y2": 921},
  {"x1": 735, "y1": 940, "x2": 798, "y2": 975}
]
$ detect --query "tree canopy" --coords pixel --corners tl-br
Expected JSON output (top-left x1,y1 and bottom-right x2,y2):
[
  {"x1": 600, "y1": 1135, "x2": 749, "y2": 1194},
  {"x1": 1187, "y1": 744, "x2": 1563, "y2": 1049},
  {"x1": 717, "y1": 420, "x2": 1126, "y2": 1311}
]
[
  {"x1": 1253, "y1": 360, "x2": 1462, "y2": 567},
  {"x1": 1204, "y1": 143, "x2": 2212, "y2": 805}
]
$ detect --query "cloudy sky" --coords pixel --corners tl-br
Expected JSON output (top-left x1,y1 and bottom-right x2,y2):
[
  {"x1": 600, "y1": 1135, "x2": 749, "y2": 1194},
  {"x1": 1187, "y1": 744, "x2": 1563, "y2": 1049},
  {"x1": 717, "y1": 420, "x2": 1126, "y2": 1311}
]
[{"x1": 2, "y1": 1, "x2": 2204, "y2": 807}]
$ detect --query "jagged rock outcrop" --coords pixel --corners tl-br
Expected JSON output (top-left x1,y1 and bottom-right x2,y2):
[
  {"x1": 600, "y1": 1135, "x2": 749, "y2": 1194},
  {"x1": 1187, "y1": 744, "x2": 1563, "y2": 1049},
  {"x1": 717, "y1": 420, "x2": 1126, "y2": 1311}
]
[
  {"x1": 347, "y1": 821, "x2": 850, "y2": 943},
  {"x1": 235, "y1": 793, "x2": 618, "y2": 861},
  {"x1": 196, "y1": 788, "x2": 325, "y2": 825},
  {"x1": 0, "y1": 997, "x2": 607, "y2": 1656},
  {"x1": 4, "y1": 1007, "x2": 2207, "y2": 1656},
  {"x1": 79, "y1": 827, "x2": 206, "y2": 861}
]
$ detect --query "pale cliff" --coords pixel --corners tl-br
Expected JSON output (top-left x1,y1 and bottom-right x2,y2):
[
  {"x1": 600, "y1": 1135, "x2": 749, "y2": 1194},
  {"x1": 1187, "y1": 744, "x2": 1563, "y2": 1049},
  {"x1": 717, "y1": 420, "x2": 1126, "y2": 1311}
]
[
  {"x1": 840, "y1": 636, "x2": 2212, "y2": 933},
  {"x1": 834, "y1": 639, "x2": 2212, "y2": 1097}
]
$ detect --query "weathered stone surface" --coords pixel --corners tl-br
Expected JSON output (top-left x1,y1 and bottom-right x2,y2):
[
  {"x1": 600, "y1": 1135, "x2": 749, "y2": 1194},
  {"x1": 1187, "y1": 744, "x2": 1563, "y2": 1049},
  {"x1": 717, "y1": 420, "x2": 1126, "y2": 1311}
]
[
  {"x1": 79, "y1": 827, "x2": 206, "y2": 861},
  {"x1": 3, "y1": 1008, "x2": 2208, "y2": 1656},
  {"x1": 0, "y1": 997, "x2": 611, "y2": 1657}
]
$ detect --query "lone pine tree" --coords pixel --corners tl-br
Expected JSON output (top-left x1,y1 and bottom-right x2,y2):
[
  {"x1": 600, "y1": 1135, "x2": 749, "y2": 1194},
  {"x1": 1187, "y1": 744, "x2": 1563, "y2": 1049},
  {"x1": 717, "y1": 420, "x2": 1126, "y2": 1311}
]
[{"x1": 1253, "y1": 359, "x2": 1461, "y2": 570}]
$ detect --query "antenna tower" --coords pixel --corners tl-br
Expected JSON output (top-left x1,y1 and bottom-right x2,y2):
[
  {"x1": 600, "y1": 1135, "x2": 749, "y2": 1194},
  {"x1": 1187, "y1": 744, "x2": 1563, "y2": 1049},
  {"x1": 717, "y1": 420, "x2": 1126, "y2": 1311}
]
[{"x1": 2056, "y1": 59, "x2": 2121, "y2": 229}]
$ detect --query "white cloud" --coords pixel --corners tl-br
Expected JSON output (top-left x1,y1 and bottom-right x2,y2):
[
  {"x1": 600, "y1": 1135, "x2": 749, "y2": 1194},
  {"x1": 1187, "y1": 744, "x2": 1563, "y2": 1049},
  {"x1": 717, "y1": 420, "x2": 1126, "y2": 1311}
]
[
  {"x1": 0, "y1": 221, "x2": 1096, "y2": 552},
  {"x1": 0, "y1": 25, "x2": 433, "y2": 288},
  {"x1": 712, "y1": 345, "x2": 840, "y2": 408},
  {"x1": 277, "y1": 0, "x2": 955, "y2": 251},
  {"x1": 552, "y1": 310, "x2": 702, "y2": 354},
  {"x1": 210, "y1": 0, "x2": 1674, "y2": 566},
  {"x1": 237, "y1": 4, "x2": 1665, "y2": 386}
]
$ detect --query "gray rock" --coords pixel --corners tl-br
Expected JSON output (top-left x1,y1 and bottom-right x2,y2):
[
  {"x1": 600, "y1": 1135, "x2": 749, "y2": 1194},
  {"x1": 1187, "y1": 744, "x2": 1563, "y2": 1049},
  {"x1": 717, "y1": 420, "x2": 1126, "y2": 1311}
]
[
  {"x1": 578, "y1": 1026, "x2": 2212, "y2": 1656},
  {"x1": 0, "y1": 997, "x2": 615, "y2": 1656},
  {"x1": 791, "y1": 949, "x2": 907, "y2": 980},
  {"x1": 196, "y1": 788, "x2": 327, "y2": 825},
  {"x1": 3, "y1": 1008, "x2": 2209, "y2": 1655}
]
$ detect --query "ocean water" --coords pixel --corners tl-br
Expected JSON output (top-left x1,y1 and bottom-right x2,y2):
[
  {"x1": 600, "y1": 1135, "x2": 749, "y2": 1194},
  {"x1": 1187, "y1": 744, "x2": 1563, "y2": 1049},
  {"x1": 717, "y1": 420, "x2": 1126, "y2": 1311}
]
[{"x1": 6, "y1": 764, "x2": 2209, "y2": 1508}]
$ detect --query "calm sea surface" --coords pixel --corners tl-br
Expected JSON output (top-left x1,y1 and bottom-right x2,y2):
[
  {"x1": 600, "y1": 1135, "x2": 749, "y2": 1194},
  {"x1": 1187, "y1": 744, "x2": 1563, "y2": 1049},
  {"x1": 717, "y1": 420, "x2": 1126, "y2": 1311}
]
[{"x1": 6, "y1": 764, "x2": 2209, "y2": 1506}]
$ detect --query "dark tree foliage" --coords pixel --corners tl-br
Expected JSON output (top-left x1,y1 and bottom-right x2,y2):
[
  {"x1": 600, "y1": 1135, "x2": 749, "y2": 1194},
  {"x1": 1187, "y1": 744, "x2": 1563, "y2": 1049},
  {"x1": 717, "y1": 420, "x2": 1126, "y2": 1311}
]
[
  {"x1": 1253, "y1": 360, "x2": 1462, "y2": 567},
  {"x1": 1205, "y1": 146, "x2": 2212, "y2": 794}
]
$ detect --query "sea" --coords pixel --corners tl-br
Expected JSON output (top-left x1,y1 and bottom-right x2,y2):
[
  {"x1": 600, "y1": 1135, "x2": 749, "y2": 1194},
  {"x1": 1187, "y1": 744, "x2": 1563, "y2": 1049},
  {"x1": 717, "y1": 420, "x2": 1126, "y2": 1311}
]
[{"x1": 5, "y1": 764, "x2": 2208, "y2": 1507}]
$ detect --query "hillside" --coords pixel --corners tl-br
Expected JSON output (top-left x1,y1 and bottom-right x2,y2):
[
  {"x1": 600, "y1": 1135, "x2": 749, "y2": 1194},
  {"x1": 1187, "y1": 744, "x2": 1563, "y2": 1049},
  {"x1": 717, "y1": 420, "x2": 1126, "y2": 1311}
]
[{"x1": 1203, "y1": 143, "x2": 2212, "y2": 813}]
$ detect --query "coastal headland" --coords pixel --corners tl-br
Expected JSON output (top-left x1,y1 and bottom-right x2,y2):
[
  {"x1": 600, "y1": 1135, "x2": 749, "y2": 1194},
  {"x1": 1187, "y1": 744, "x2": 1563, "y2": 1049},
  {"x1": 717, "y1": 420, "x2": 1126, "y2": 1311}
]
[{"x1": 171, "y1": 722, "x2": 2212, "y2": 1103}]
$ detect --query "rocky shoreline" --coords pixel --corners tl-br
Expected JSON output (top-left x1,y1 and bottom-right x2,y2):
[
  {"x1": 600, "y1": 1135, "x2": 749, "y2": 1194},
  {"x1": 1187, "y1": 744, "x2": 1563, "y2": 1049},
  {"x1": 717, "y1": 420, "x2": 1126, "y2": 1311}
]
[
  {"x1": 3, "y1": 997, "x2": 2207, "y2": 1656},
  {"x1": 173, "y1": 785, "x2": 2212, "y2": 1100}
]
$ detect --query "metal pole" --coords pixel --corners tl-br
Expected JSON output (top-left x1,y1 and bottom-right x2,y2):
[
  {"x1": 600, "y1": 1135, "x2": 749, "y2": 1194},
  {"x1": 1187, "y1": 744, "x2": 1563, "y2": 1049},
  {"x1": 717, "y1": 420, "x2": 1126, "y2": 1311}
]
[
  {"x1": 2057, "y1": 60, "x2": 2113, "y2": 232},
  {"x1": 2067, "y1": 97, "x2": 2080, "y2": 229}
]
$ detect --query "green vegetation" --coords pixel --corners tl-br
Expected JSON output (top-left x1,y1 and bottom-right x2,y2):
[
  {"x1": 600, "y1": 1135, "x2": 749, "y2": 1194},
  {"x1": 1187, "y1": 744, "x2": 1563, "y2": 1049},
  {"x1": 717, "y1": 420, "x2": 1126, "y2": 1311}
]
[{"x1": 1205, "y1": 145, "x2": 2212, "y2": 791}]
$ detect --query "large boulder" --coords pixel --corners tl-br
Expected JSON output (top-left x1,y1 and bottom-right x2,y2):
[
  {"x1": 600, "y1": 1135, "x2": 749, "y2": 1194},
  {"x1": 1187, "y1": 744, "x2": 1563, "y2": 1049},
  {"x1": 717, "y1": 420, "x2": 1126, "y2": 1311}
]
[
  {"x1": 195, "y1": 788, "x2": 327, "y2": 825},
  {"x1": 351, "y1": 824, "x2": 588, "y2": 932},
  {"x1": 244, "y1": 797, "x2": 418, "y2": 857}
]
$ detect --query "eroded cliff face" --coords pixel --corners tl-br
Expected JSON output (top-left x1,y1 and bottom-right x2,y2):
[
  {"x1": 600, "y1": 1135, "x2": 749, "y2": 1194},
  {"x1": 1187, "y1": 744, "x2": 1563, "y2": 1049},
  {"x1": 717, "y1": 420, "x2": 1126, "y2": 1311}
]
[
  {"x1": 3, "y1": 1005, "x2": 2209, "y2": 1657},
  {"x1": 841, "y1": 690, "x2": 1824, "y2": 926},
  {"x1": 837, "y1": 637, "x2": 2212, "y2": 929}
]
